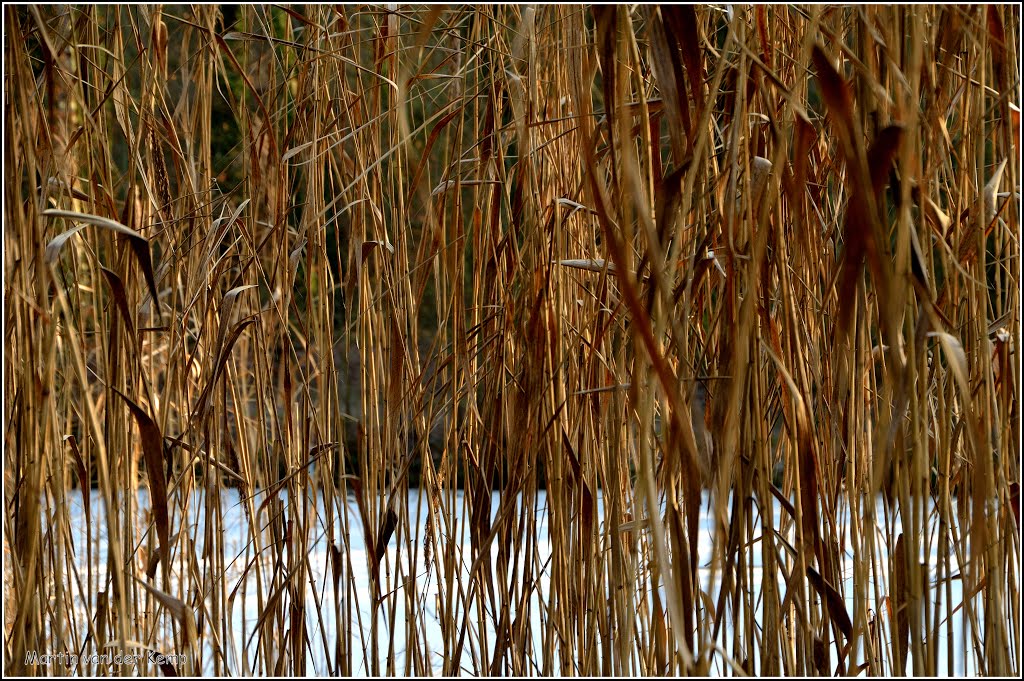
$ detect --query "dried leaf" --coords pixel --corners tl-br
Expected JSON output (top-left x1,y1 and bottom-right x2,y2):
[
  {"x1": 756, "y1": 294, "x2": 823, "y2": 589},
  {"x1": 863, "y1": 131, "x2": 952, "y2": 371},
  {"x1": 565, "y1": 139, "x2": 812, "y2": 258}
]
[
  {"x1": 282, "y1": 141, "x2": 314, "y2": 163},
  {"x1": 987, "y1": 7, "x2": 1007, "y2": 91},
  {"x1": 556, "y1": 197, "x2": 592, "y2": 215},
  {"x1": 652, "y1": 590, "x2": 668, "y2": 672},
  {"x1": 556, "y1": 258, "x2": 614, "y2": 273},
  {"x1": 188, "y1": 285, "x2": 257, "y2": 425},
  {"x1": 190, "y1": 315, "x2": 258, "y2": 427},
  {"x1": 330, "y1": 542, "x2": 344, "y2": 590},
  {"x1": 812, "y1": 636, "x2": 828, "y2": 674},
  {"x1": 984, "y1": 158, "x2": 1007, "y2": 225},
  {"x1": 807, "y1": 566, "x2": 853, "y2": 640},
  {"x1": 146, "y1": 531, "x2": 180, "y2": 579},
  {"x1": 811, "y1": 45, "x2": 856, "y2": 150},
  {"x1": 763, "y1": 341, "x2": 819, "y2": 562},
  {"x1": 43, "y1": 209, "x2": 160, "y2": 310},
  {"x1": 866, "y1": 125, "x2": 904, "y2": 197},
  {"x1": 908, "y1": 220, "x2": 930, "y2": 289},
  {"x1": 114, "y1": 389, "x2": 169, "y2": 573},
  {"x1": 388, "y1": 317, "x2": 405, "y2": 406},
  {"x1": 580, "y1": 479, "x2": 595, "y2": 551},
  {"x1": 100, "y1": 267, "x2": 136, "y2": 338},
  {"x1": 1010, "y1": 482, "x2": 1020, "y2": 532},
  {"x1": 43, "y1": 224, "x2": 86, "y2": 264},
  {"x1": 655, "y1": 164, "x2": 688, "y2": 247},
  {"x1": 152, "y1": 16, "x2": 168, "y2": 81},
  {"x1": 157, "y1": 658, "x2": 178, "y2": 677},
  {"x1": 373, "y1": 506, "x2": 398, "y2": 575},
  {"x1": 593, "y1": 5, "x2": 619, "y2": 152},
  {"x1": 1010, "y1": 102, "x2": 1020, "y2": 152},
  {"x1": 64, "y1": 435, "x2": 90, "y2": 526},
  {"x1": 813, "y1": 65, "x2": 902, "y2": 348},
  {"x1": 647, "y1": 7, "x2": 688, "y2": 159},
  {"x1": 755, "y1": 5, "x2": 772, "y2": 69},
  {"x1": 769, "y1": 483, "x2": 797, "y2": 522},
  {"x1": 222, "y1": 282, "x2": 258, "y2": 341},
  {"x1": 135, "y1": 576, "x2": 198, "y2": 652},
  {"x1": 668, "y1": 500, "x2": 695, "y2": 655},
  {"x1": 361, "y1": 240, "x2": 394, "y2": 263},
  {"x1": 410, "y1": 105, "x2": 462, "y2": 194},
  {"x1": 892, "y1": 533, "x2": 909, "y2": 674},
  {"x1": 749, "y1": 156, "x2": 773, "y2": 211},
  {"x1": 924, "y1": 196, "x2": 952, "y2": 235},
  {"x1": 663, "y1": 6, "x2": 704, "y2": 137},
  {"x1": 928, "y1": 331, "x2": 970, "y2": 406},
  {"x1": 415, "y1": 5, "x2": 445, "y2": 49}
]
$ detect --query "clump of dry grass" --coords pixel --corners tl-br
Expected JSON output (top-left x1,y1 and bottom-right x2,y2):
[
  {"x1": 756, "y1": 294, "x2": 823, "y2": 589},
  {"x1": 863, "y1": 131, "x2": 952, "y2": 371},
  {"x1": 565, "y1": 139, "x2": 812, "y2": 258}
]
[{"x1": 3, "y1": 4, "x2": 1019, "y2": 676}]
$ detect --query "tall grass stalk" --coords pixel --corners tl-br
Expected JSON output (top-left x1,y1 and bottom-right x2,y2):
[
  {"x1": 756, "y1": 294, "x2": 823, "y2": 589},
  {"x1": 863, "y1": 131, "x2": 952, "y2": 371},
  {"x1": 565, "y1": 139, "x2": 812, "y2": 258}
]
[{"x1": 4, "y1": 4, "x2": 1019, "y2": 676}]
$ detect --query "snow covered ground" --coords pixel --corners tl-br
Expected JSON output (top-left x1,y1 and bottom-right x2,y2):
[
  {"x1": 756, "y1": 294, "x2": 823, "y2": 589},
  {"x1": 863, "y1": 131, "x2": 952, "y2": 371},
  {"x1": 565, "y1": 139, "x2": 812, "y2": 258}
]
[{"x1": 51, "y1": 487, "x2": 974, "y2": 675}]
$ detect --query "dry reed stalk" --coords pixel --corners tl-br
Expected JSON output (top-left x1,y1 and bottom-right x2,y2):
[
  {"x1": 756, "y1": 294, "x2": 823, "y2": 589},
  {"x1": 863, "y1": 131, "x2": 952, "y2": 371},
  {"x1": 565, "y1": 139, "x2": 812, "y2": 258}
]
[{"x1": 3, "y1": 4, "x2": 1019, "y2": 676}]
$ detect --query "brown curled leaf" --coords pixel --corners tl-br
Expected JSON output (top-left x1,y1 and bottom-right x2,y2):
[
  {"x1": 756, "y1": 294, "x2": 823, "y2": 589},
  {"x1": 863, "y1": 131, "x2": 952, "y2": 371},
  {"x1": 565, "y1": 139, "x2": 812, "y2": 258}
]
[{"x1": 113, "y1": 389, "x2": 169, "y2": 575}]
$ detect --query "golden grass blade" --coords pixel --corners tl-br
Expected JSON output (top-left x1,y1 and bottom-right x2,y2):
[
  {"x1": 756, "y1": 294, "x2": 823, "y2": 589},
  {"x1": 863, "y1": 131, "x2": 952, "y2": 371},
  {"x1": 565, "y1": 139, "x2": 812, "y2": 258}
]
[{"x1": 5, "y1": 6, "x2": 1017, "y2": 676}]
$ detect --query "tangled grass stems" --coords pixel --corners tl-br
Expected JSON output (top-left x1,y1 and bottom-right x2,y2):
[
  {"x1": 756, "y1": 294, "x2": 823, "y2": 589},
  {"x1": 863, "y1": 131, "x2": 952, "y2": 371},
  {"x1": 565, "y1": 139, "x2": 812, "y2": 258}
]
[{"x1": 3, "y1": 4, "x2": 1019, "y2": 676}]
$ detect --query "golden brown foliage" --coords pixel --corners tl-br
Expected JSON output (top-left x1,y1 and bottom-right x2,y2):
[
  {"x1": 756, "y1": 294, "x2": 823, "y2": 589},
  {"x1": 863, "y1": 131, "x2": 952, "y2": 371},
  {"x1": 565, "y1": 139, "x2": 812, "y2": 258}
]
[{"x1": 3, "y1": 4, "x2": 1019, "y2": 676}]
